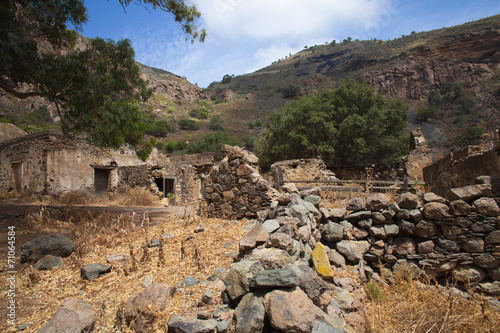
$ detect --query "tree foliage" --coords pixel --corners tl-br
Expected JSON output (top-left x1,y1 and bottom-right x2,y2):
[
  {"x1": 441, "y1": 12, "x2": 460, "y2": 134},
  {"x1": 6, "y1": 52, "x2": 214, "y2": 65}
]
[
  {"x1": 454, "y1": 126, "x2": 484, "y2": 147},
  {"x1": 0, "y1": 0, "x2": 205, "y2": 147},
  {"x1": 183, "y1": 132, "x2": 239, "y2": 154},
  {"x1": 209, "y1": 115, "x2": 224, "y2": 131},
  {"x1": 256, "y1": 81, "x2": 409, "y2": 169}
]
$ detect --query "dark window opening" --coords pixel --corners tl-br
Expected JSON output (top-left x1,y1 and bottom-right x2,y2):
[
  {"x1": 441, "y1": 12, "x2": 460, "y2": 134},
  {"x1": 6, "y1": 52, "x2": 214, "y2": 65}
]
[
  {"x1": 155, "y1": 177, "x2": 175, "y2": 198},
  {"x1": 94, "y1": 169, "x2": 110, "y2": 194},
  {"x1": 12, "y1": 162, "x2": 23, "y2": 192}
]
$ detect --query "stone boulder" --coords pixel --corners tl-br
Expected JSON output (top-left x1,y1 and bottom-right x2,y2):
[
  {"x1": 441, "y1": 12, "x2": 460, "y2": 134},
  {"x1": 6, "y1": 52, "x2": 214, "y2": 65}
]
[
  {"x1": 396, "y1": 192, "x2": 419, "y2": 210},
  {"x1": 422, "y1": 202, "x2": 449, "y2": 220},
  {"x1": 336, "y1": 241, "x2": 370, "y2": 264},
  {"x1": 311, "y1": 243, "x2": 335, "y2": 281},
  {"x1": 38, "y1": 298, "x2": 95, "y2": 333},
  {"x1": 239, "y1": 224, "x2": 269, "y2": 252},
  {"x1": 472, "y1": 197, "x2": 500, "y2": 216},
  {"x1": 233, "y1": 292, "x2": 266, "y2": 333},
  {"x1": 249, "y1": 248, "x2": 293, "y2": 270},
  {"x1": 21, "y1": 234, "x2": 75, "y2": 263},
  {"x1": 264, "y1": 287, "x2": 335, "y2": 333},
  {"x1": 249, "y1": 269, "x2": 298, "y2": 289},
  {"x1": 224, "y1": 260, "x2": 264, "y2": 302},
  {"x1": 286, "y1": 264, "x2": 328, "y2": 306},
  {"x1": 122, "y1": 283, "x2": 176, "y2": 333},
  {"x1": 346, "y1": 198, "x2": 365, "y2": 212},
  {"x1": 447, "y1": 184, "x2": 492, "y2": 202},
  {"x1": 167, "y1": 316, "x2": 217, "y2": 333},
  {"x1": 81, "y1": 263, "x2": 112, "y2": 280},
  {"x1": 35, "y1": 255, "x2": 64, "y2": 270},
  {"x1": 365, "y1": 193, "x2": 389, "y2": 211},
  {"x1": 449, "y1": 200, "x2": 471, "y2": 216},
  {"x1": 321, "y1": 222, "x2": 344, "y2": 243}
]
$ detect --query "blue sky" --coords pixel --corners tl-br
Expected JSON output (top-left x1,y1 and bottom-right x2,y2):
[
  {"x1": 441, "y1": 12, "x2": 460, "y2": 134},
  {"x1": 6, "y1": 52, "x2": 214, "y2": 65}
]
[{"x1": 81, "y1": 0, "x2": 500, "y2": 88}]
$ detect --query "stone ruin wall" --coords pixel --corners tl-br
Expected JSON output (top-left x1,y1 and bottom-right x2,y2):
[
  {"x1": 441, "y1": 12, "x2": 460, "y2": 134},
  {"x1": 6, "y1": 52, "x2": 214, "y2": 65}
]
[
  {"x1": 200, "y1": 145, "x2": 276, "y2": 219},
  {"x1": 423, "y1": 147, "x2": 500, "y2": 197}
]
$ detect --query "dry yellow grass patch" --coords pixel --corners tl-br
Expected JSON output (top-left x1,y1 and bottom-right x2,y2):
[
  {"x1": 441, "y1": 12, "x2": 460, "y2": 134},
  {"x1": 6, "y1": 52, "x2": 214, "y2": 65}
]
[
  {"x1": 0, "y1": 207, "x2": 247, "y2": 332},
  {"x1": 365, "y1": 267, "x2": 500, "y2": 333}
]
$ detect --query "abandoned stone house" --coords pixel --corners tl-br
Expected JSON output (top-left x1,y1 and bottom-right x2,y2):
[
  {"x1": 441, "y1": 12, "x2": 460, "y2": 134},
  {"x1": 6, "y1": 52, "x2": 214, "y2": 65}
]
[{"x1": 0, "y1": 130, "x2": 207, "y2": 204}]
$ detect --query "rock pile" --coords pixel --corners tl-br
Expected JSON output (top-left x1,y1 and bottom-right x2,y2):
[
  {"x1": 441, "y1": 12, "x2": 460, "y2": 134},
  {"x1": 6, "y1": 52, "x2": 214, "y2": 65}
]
[{"x1": 200, "y1": 145, "x2": 277, "y2": 219}]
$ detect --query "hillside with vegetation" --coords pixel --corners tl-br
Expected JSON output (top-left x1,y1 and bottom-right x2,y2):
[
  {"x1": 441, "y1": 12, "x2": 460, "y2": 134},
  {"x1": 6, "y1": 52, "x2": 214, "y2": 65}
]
[{"x1": 1, "y1": 15, "x2": 499, "y2": 163}]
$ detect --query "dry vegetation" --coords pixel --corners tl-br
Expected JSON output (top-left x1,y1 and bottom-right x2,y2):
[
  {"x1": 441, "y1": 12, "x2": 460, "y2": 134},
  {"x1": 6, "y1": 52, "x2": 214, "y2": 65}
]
[
  {"x1": 365, "y1": 266, "x2": 500, "y2": 332},
  {"x1": 0, "y1": 205, "x2": 248, "y2": 332}
]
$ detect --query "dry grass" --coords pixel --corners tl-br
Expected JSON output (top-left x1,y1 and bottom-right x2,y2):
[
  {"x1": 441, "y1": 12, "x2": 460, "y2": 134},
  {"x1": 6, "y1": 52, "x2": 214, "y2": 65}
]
[
  {"x1": 365, "y1": 266, "x2": 500, "y2": 333},
  {"x1": 0, "y1": 206, "x2": 248, "y2": 332}
]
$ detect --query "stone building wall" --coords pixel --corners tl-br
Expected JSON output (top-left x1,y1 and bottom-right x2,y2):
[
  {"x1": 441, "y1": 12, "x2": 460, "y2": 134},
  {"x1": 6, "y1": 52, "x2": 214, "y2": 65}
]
[
  {"x1": 423, "y1": 148, "x2": 500, "y2": 196},
  {"x1": 200, "y1": 145, "x2": 277, "y2": 219}
]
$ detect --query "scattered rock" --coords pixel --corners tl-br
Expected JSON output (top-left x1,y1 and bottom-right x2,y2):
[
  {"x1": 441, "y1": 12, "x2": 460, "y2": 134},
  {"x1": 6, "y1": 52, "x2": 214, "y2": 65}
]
[
  {"x1": 21, "y1": 234, "x2": 75, "y2": 263},
  {"x1": 286, "y1": 263, "x2": 328, "y2": 306},
  {"x1": 263, "y1": 219, "x2": 280, "y2": 233},
  {"x1": 38, "y1": 298, "x2": 95, "y2": 333},
  {"x1": 346, "y1": 198, "x2": 365, "y2": 212},
  {"x1": 266, "y1": 233, "x2": 294, "y2": 252},
  {"x1": 202, "y1": 290, "x2": 216, "y2": 305},
  {"x1": 106, "y1": 253, "x2": 129, "y2": 263},
  {"x1": 122, "y1": 283, "x2": 176, "y2": 333},
  {"x1": 322, "y1": 222, "x2": 344, "y2": 242},
  {"x1": 183, "y1": 277, "x2": 200, "y2": 287},
  {"x1": 35, "y1": 254, "x2": 64, "y2": 270},
  {"x1": 336, "y1": 240, "x2": 370, "y2": 264},
  {"x1": 311, "y1": 319, "x2": 348, "y2": 333},
  {"x1": 249, "y1": 248, "x2": 293, "y2": 270},
  {"x1": 81, "y1": 263, "x2": 111, "y2": 280},
  {"x1": 167, "y1": 315, "x2": 217, "y2": 333},
  {"x1": 365, "y1": 193, "x2": 389, "y2": 211}
]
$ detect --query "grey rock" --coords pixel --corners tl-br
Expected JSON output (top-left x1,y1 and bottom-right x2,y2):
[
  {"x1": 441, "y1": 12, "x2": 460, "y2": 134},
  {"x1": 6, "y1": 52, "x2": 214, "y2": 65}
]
[
  {"x1": 38, "y1": 298, "x2": 95, "y2": 333},
  {"x1": 409, "y1": 209, "x2": 423, "y2": 222},
  {"x1": 422, "y1": 202, "x2": 449, "y2": 220},
  {"x1": 234, "y1": 292, "x2": 266, "y2": 333},
  {"x1": 264, "y1": 287, "x2": 335, "y2": 333},
  {"x1": 398, "y1": 220, "x2": 416, "y2": 236},
  {"x1": 461, "y1": 237, "x2": 485, "y2": 253},
  {"x1": 346, "y1": 197, "x2": 365, "y2": 212},
  {"x1": 382, "y1": 202, "x2": 400, "y2": 219},
  {"x1": 474, "y1": 254, "x2": 499, "y2": 269},
  {"x1": 352, "y1": 227, "x2": 369, "y2": 240},
  {"x1": 216, "y1": 320, "x2": 232, "y2": 333},
  {"x1": 148, "y1": 238, "x2": 161, "y2": 247},
  {"x1": 371, "y1": 212, "x2": 386, "y2": 225},
  {"x1": 486, "y1": 230, "x2": 500, "y2": 244},
  {"x1": 224, "y1": 260, "x2": 263, "y2": 301},
  {"x1": 81, "y1": 263, "x2": 111, "y2": 280},
  {"x1": 250, "y1": 269, "x2": 297, "y2": 289},
  {"x1": 415, "y1": 220, "x2": 437, "y2": 238},
  {"x1": 21, "y1": 234, "x2": 75, "y2": 263},
  {"x1": 122, "y1": 283, "x2": 176, "y2": 333},
  {"x1": 472, "y1": 197, "x2": 500, "y2": 216},
  {"x1": 305, "y1": 194, "x2": 322, "y2": 209},
  {"x1": 106, "y1": 253, "x2": 129, "y2": 263},
  {"x1": 384, "y1": 224, "x2": 400, "y2": 237},
  {"x1": 287, "y1": 204, "x2": 310, "y2": 226},
  {"x1": 447, "y1": 184, "x2": 492, "y2": 202},
  {"x1": 331, "y1": 286, "x2": 355, "y2": 311},
  {"x1": 330, "y1": 208, "x2": 347, "y2": 221},
  {"x1": 300, "y1": 187, "x2": 322, "y2": 198},
  {"x1": 357, "y1": 218, "x2": 373, "y2": 229},
  {"x1": 239, "y1": 224, "x2": 269, "y2": 252},
  {"x1": 366, "y1": 193, "x2": 389, "y2": 211},
  {"x1": 478, "y1": 281, "x2": 500, "y2": 295},
  {"x1": 311, "y1": 319, "x2": 348, "y2": 333},
  {"x1": 322, "y1": 222, "x2": 344, "y2": 242},
  {"x1": 167, "y1": 316, "x2": 217, "y2": 333},
  {"x1": 249, "y1": 248, "x2": 293, "y2": 270},
  {"x1": 489, "y1": 267, "x2": 500, "y2": 281},
  {"x1": 423, "y1": 192, "x2": 448, "y2": 204},
  {"x1": 327, "y1": 248, "x2": 346, "y2": 267},
  {"x1": 453, "y1": 265, "x2": 487, "y2": 282},
  {"x1": 266, "y1": 233, "x2": 294, "y2": 252},
  {"x1": 197, "y1": 311, "x2": 211, "y2": 320},
  {"x1": 183, "y1": 277, "x2": 200, "y2": 287},
  {"x1": 368, "y1": 226, "x2": 387, "y2": 239},
  {"x1": 336, "y1": 240, "x2": 370, "y2": 264},
  {"x1": 286, "y1": 263, "x2": 328, "y2": 305},
  {"x1": 263, "y1": 219, "x2": 280, "y2": 233},
  {"x1": 449, "y1": 200, "x2": 471, "y2": 216},
  {"x1": 392, "y1": 237, "x2": 417, "y2": 256},
  {"x1": 35, "y1": 255, "x2": 64, "y2": 270},
  {"x1": 202, "y1": 290, "x2": 215, "y2": 305},
  {"x1": 277, "y1": 224, "x2": 295, "y2": 238},
  {"x1": 396, "y1": 192, "x2": 419, "y2": 210},
  {"x1": 396, "y1": 209, "x2": 410, "y2": 221},
  {"x1": 436, "y1": 238, "x2": 460, "y2": 252},
  {"x1": 346, "y1": 210, "x2": 371, "y2": 222}
]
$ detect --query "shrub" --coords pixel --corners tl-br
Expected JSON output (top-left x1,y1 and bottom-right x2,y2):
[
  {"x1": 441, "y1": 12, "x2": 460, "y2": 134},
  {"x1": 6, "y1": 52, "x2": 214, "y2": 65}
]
[
  {"x1": 209, "y1": 115, "x2": 224, "y2": 131},
  {"x1": 144, "y1": 118, "x2": 173, "y2": 137},
  {"x1": 427, "y1": 89, "x2": 442, "y2": 106},
  {"x1": 454, "y1": 126, "x2": 484, "y2": 147},
  {"x1": 178, "y1": 119, "x2": 200, "y2": 131},
  {"x1": 183, "y1": 132, "x2": 239, "y2": 154},
  {"x1": 281, "y1": 82, "x2": 300, "y2": 99},
  {"x1": 416, "y1": 106, "x2": 439, "y2": 122}
]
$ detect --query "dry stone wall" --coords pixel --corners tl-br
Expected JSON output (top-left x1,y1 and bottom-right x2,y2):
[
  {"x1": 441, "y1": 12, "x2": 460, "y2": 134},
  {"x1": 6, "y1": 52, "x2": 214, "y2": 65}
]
[{"x1": 201, "y1": 145, "x2": 277, "y2": 219}]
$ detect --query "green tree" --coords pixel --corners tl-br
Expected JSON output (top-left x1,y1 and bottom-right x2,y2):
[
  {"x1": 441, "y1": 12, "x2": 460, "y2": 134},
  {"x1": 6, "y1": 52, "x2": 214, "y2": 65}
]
[
  {"x1": 256, "y1": 81, "x2": 408, "y2": 169},
  {"x1": 454, "y1": 126, "x2": 484, "y2": 147},
  {"x1": 0, "y1": 0, "x2": 205, "y2": 147},
  {"x1": 178, "y1": 119, "x2": 200, "y2": 130},
  {"x1": 416, "y1": 106, "x2": 439, "y2": 122},
  {"x1": 184, "y1": 132, "x2": 239, "y2": 154}
]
